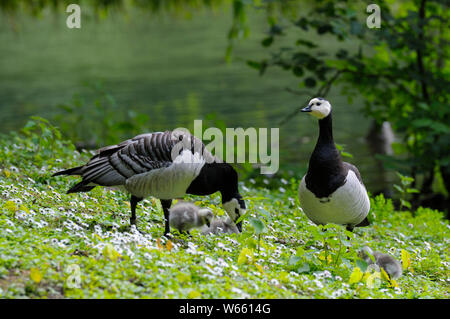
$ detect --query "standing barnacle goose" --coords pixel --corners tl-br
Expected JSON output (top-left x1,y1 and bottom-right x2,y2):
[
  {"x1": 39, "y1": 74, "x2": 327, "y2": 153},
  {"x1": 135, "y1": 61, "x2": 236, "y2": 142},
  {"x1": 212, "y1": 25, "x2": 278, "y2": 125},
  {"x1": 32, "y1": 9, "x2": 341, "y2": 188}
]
[
  {"x1": 298, "y1": 97, "x2": 370, "y2": 232},
  {"x1": 52, "y1": 130, "x2": 246, "y2": 234}
]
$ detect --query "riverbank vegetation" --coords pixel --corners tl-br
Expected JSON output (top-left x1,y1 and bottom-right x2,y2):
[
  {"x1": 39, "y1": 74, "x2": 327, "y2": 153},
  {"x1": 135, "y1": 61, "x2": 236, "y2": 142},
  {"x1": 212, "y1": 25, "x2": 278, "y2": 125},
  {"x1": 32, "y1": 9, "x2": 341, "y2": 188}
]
[{"x1": 0, "y1": 119, "x2": 448, "y2": 298}]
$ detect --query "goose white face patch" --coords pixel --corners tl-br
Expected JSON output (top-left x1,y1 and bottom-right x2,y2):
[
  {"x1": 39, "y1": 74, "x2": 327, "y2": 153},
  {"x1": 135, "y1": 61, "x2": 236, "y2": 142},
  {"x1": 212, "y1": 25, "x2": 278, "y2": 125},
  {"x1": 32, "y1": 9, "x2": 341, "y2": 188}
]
[
  {"x1": 223, "y1": 198, "x2": 244, "y2": 221},
  {"x1": 308, "y1": 98, "x2": 331, "y2": 119}
]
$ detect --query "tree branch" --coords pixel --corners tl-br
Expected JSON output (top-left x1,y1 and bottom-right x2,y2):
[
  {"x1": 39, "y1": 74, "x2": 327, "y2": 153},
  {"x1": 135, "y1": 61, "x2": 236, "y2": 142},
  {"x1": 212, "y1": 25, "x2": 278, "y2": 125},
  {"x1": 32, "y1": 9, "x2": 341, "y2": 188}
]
[{"x1": 278, "y1": 70, "x2": 342, "y2": 126}]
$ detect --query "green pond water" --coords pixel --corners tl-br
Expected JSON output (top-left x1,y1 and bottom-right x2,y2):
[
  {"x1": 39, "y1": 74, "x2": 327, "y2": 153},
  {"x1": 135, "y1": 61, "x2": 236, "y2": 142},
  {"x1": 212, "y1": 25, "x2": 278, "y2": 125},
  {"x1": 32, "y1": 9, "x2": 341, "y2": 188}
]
[{"x1": 0, "y1": 8, "x2": 391, "y2": 192}]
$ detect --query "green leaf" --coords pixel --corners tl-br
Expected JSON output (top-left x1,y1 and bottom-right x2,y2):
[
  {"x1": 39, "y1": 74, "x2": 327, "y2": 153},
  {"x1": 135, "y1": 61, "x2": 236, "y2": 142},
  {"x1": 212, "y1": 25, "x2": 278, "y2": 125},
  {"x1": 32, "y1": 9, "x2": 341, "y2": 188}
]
[
  {"x1": 391, "y1": 142, "x2": 407, "y2": 155},
  {"x1": 349, "y1": 267, "x2": 364, "y2": 284},
  {"x1": 400, "y1": 199, "x2": 411, "y2": 209},
  {"x1": 237, "y1": 247, "x2": 254, "y2": 265},
  {"x1": 30, "y1": 267, "x2": 43, "y2": 284},
  {"x1": 393, "y1": 184, "x2": 404, "y2": 193},
  {"x1": 304, "y1": 77, "x2": 316, "y2": 88},
  {"x1": 188, "y1": 290, "x2": 201, "y2": 299},
  {"x1": 356, "y1": 259, "x2": 368, "y2": 272},
  {"x1": 296, "y1": 39, "x2": 317, "y2": 48},
  {"x1": 247, "y1": 60, "x2": 261, "y2": 70},
  {"x1": 297, "y1": 263, "x2": 310, "y2": 273},
  {"x1": 341, "y1": 151, "x2": 353, "y2": 158},
  {"x1": 292, "y1": 66, "x2": 304, "y2": 77},
  {"x1": 249, "y1": 217, "x2": 266, "y2": 235},
  {"x1": 235, "y1": 210, "x2": 251, "y2": 224},
  {"x1": 288, "y1": 255, "x2": 301, "y2": 266},
  {"x1": 261, "y1": 37, "x2": 273, "y2": 47},
  {"x1": 401, "y1": 249, "x2": 411, "y2": 271}
]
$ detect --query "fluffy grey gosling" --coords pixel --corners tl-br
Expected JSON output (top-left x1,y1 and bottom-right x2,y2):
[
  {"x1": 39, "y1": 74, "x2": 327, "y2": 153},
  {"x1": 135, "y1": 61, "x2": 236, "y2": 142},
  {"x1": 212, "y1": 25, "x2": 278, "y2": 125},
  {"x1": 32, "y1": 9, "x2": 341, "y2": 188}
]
[
  {"x1": 201, "y1": 217, "x2": 240, "y2": 235},
  {"x1": 169, "y1": 202, "x2": 214, "y2": 233},
  {"x1": 358, "y1": 246, "x2": 403, "y2": 279},
  {"x1": 299, "y1": 98, "x2": 370, "y2": 232}
]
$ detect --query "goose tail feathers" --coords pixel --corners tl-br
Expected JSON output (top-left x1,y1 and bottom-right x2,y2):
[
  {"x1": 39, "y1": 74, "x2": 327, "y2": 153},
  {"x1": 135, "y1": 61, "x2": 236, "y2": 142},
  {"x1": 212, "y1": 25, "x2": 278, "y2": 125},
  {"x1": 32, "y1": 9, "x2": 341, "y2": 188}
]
[
  {"x1": 66, "y1": 181, "x2": 96, "y2": 194},
  {"x1": 52, "y1": 166, "x2": 84, "y2": 177}
]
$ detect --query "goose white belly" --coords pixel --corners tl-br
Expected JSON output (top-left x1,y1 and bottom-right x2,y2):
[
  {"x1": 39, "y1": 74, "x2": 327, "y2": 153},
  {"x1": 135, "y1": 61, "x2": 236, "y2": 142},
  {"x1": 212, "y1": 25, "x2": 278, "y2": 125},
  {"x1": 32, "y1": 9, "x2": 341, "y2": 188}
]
[
  {"x1": 299, "y1": 170, "x2": 370, "y2": 226},
  {"x1": 124, "y1": 150, "x2": 205, "y2": 200}
]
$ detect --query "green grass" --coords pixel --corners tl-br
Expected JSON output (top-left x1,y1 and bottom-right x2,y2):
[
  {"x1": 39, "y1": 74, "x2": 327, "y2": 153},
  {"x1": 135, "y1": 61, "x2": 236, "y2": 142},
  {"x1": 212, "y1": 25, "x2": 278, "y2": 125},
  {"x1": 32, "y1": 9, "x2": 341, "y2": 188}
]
[{"x1": 0, "y1": 118, "x2": 448, "y2": 298}]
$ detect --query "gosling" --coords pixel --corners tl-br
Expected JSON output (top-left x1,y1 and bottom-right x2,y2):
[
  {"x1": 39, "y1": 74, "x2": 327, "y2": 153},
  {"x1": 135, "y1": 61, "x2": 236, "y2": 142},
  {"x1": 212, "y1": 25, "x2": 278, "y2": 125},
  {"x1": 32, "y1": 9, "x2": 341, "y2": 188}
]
[
  {"x1": 358, "y1": 246, "x2": 403, "y2": 279},
  {"x1": 201, "y1": 217, "x2": 240, "y2": 235},
  {"x1": 168, "y1": 201, "x2": 214, "y2": 234}
]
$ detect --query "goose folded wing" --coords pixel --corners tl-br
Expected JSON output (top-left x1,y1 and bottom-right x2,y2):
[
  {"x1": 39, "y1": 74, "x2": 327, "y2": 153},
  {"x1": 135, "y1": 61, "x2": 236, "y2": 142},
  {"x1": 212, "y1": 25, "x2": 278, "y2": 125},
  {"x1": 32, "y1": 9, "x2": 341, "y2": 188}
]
[
  {"x1": 343, "y1": 162, "x2": 364, "y2": 185},
  {"x1": 78, "y1": 132, "x2": 176, "y2": 186},
  {"x1": 75, "y1": 130, "x2": 215, "y2": 188}
]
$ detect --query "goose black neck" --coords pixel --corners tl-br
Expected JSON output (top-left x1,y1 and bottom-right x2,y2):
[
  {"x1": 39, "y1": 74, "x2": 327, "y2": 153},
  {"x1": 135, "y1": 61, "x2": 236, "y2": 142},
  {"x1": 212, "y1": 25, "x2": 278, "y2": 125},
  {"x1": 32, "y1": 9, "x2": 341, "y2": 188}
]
[
  {"x1": 309, "y1": 111, "x2": 342, "y2": 168},
  {"x1": 186, "y1": 162, "x2": 238, "y2": 199},
  {"x1": 317, "y1": 112, "x2": 334, "y2": 145},
  {"x1": 306, "y1": 111, "x2": 346, "y2": 197}
]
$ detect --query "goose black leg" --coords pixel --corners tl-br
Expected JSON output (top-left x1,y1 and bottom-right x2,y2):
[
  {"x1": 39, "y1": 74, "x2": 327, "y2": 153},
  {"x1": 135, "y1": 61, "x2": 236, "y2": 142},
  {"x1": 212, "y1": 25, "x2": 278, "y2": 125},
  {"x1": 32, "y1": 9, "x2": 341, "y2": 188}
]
[
  {"x1": 130, "y1": 195, "x2": 143, "y2": 226},
  {"x1": 160, "y1": 199, "x2": 173, "y2": 235},
  {"x1": 345, "y1": 225, "x2": 354, "y2": 239},
  {"x1": 345, "y1": 225, "x2": 354, "y2": 252}
]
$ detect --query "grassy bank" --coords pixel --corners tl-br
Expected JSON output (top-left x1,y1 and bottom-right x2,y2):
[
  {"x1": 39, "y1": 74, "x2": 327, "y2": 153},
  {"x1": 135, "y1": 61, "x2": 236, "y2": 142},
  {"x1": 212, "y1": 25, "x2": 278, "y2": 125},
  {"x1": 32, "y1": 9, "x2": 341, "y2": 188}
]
[{"x1": 0, "y1": 118, "x2": 448, "y2": 298}]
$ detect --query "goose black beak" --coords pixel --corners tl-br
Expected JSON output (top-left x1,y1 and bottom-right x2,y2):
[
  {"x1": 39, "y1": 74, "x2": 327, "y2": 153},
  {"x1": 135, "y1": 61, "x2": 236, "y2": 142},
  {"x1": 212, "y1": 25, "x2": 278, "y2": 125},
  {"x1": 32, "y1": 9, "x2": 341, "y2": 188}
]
[
  {"x1": 301, "y1": 105, "x2": 312, "y2": 112},
  {"x1": 236, "y1": 221, "x2": 242, "y2": 232}
]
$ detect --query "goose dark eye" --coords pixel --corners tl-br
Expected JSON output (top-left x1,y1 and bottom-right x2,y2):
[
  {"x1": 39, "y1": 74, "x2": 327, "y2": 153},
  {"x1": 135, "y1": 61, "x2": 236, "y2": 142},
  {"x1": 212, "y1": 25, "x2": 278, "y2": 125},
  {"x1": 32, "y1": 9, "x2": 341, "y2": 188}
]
[{"x1": 316, "y1": 102, "x2": 321, "y2": 106}]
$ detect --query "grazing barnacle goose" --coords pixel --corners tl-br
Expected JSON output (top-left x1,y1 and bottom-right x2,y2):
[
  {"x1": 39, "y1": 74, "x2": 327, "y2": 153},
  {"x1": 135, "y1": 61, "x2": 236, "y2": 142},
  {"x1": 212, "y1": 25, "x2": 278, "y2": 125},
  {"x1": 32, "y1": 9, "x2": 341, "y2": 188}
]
[
  {"x1": 52, "y1": 130, "x2": 246, "y2": 234},
  {"x1": 358, "y1": 246, "x2": 403, "y2": 279},
  {"x1": 201, "y1": 216, "x2": 240, "y2": 235},
  {"x1": 168, "y1": 201, "x2": 214, "y2": 234},
  {"x1": 298, "y1": 97, "x2": 370, "y2": 232}
]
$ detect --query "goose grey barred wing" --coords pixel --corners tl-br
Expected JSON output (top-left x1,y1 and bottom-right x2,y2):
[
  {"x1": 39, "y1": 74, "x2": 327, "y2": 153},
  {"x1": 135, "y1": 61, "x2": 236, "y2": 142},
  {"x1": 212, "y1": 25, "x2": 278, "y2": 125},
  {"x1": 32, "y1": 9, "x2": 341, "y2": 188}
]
[
  {"x1": 122, "y1": 130, "x2": 217, "y2": 199},
  {"x1": 56, "y1": 130, "x2": 217, "y2": 194}
]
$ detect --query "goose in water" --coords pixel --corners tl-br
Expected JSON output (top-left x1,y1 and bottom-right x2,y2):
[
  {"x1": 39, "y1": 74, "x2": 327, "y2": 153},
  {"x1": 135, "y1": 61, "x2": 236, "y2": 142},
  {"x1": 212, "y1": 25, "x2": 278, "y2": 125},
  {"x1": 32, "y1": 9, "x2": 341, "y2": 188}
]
[
  {"x1": 358, "y1": 246, "x2": 403, "y2": 279},
  {"x1": 298, "y1": 97, "x2": 370, "y2": 232},
  {"x1": 52, "y1": 130, "x2": 246, "y2": 234},
  {"x1": 168, "y1": 201, "x2": 214, "y2": 234}
]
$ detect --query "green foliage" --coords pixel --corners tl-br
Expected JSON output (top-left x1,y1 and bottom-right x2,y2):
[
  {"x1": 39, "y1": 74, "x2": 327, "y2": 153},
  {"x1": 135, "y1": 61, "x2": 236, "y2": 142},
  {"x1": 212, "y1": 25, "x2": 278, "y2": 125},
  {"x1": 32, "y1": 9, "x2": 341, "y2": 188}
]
[
  {"x1": 237, "y1": 0, "x2": 450, "y2": 205},
  {"x1": 335, "y1": 143, "x2": 353, "y2": 159},
  {"x1": 0, "y1": 0, "x2": 229, "y2": 18},
  {"x1": 0, "y1": 119, "x2": 448, "y2": 298},
  {"x1": 53, "y1": 82, "x2": 150, "y2": 148},
  {"x1": 393, "y1": 172, "x2": 420, "y2": 211}
]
